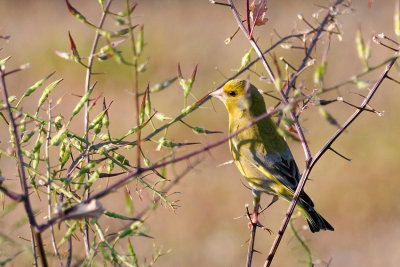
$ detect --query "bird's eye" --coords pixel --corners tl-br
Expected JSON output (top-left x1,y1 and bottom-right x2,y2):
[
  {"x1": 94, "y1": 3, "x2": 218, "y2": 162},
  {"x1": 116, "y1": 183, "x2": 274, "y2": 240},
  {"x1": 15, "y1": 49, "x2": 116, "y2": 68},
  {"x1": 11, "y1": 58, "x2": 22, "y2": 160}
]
[{"x1": 228, "y1": 91, "x2": 236, "y2": 97}]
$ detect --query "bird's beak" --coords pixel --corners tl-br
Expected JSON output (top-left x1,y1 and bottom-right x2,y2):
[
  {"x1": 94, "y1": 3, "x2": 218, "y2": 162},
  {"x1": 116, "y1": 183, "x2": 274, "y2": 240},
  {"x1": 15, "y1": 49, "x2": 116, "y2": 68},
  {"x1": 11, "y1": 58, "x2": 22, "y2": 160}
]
[{"x1": 210, "y1": 87, "x2": 226, "y2": 103}]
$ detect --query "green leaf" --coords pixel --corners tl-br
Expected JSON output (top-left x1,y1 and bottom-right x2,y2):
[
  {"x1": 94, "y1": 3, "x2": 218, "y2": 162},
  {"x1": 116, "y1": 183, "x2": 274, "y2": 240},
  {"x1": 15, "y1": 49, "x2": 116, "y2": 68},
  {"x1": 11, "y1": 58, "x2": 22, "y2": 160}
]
[
  {"x1": 58, "y1": 222, "x2": 77, "y2": 247},
  {"x1": 21, "y1": 131, "x2": 35, "y2": 143},
  {"x1": 68, "y1": 82, "x2": 96, "y2": 125},
  {"x1": 85, "y1": 167, "x2": 102, "y2": 189},
  {"x1": 36, "y1": 79, "x2": 63, "y2": 116},
  {"x1": 88, "y1": 110, "x2": 107, "y2": 131},
  {"x1": 155, "y1": 112, "x2": 172, "y2": 121},
  {"x1": 59, "y1": 141, "x2": 71, "y2": 168},
  {"x1": 150, "y1": 77, "x2": 177, "y2": 93},
  {"x1": 135, "y1": 25, "x2": 144, "y2": 55},
  {"x1": 239, "y1": 48, "x2": 253, "y2": 71},
  {"x1": 17, "y1": 71, "x2": 56, "y2": 107},
  {"x1": 50, "y1": 127, "x2": 67, "y2": 146},
  {"x1": 313, "y1": 62, "x2": 326, "y2": 85},
  {"x1": 117, "y1": 221, "x2": 144, "y2": 239},
  {"x1": 114, "y1": 153, "x2": 130, "y2": 166},
  {"x1": 127, "y1": 239, "x2": 139, "y2": 267},
  {"x1": 104, "y1": 211, "x2": 138, "y2": 221},
  {"x1": 319, "y1": 107, "x2": 340, "y2": 128},
  {"x1": 0, "y1": 251, "x2": 23, "y2": 266},
  {"x1": 66, "y1": 0, "x2": 96, "y2": 28},
  {"x1": 0, "y1": 56, "x2": 11, "y2": 67}
]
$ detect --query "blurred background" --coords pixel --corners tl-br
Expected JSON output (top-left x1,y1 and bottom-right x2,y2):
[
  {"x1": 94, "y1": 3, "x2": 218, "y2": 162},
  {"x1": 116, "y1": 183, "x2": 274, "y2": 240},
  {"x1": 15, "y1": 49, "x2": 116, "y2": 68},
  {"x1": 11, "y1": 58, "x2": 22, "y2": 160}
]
[{"x1": 1, "y1": 0, "x2": 400, "y2": 266}]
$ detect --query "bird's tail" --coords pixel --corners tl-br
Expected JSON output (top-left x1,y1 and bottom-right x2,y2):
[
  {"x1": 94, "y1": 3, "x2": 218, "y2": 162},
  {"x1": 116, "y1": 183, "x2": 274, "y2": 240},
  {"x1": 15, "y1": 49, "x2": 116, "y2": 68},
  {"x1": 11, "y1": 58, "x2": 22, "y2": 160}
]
[{"x1": 297, "y1": 201, "x2": 334, "y2": 233}]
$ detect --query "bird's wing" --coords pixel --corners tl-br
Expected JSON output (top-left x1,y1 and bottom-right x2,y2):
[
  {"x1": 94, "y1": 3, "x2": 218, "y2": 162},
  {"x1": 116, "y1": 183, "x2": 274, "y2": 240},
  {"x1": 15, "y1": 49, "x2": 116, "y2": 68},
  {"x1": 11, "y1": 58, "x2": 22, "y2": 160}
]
[
  {"x1": 240, "y1": 146, "x2": 315, "y2": 206},
  {"x1": 243, "y1": 147, "x2": 299, "y2": 189}
]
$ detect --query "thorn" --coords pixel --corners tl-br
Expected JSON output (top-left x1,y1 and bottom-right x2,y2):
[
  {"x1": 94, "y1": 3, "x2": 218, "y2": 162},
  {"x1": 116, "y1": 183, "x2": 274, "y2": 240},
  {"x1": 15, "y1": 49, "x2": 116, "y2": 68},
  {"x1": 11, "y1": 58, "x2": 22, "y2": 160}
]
[
  {"x1": 209, "y1": 1, "x2": 231, "y2": 7},
  {"x1": 328, "y1": 147, "x2": 351, "y2": 162}
]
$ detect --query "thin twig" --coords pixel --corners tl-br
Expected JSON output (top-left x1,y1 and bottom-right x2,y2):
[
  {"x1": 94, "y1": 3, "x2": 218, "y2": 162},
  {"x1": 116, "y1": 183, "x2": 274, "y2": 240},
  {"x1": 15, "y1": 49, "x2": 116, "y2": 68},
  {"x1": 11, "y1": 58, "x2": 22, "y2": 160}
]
[
  {"x1": 83, "y1": 0, "x2": 113, "y2": 256},
  {"x1": 246, "y1": 206, "x2": 257, "y2": 267},
  {"x1": 289, "y1": 220, "x2": 312, "y2": 267},
  {"x1": 1, "y1": 67, "x2": 48, "y2": 266},
  {"x1": 66, "y1": 225, "x2": 73, "y2": 267},
  {"x1": 124, "y1": 0, "x2": 142, "y2": 170},
  {"x1": 0, "y1": 186, "x2": 24, "y2": 201},
  {"x1": 46, "y1": 102, "x2": 64, "y2": 267}
]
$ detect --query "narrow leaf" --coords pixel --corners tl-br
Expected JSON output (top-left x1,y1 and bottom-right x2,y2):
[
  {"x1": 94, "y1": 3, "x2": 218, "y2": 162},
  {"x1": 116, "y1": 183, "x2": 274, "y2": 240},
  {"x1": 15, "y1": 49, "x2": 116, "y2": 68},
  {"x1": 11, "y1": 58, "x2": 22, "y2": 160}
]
[
  {"x1": 17, "y1": 71, "x2": 56, "y2": 107},
  {"x1": 36, "y1": 78, "x2": 63, "y2": 116}
]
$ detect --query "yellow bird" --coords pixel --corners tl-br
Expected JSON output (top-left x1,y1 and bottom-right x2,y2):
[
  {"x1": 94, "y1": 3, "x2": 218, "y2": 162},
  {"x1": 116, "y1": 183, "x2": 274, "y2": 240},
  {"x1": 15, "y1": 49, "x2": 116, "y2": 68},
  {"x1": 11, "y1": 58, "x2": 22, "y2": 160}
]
[{"x1": 211, "y1": 79, "x2": 333, "y2": 233}]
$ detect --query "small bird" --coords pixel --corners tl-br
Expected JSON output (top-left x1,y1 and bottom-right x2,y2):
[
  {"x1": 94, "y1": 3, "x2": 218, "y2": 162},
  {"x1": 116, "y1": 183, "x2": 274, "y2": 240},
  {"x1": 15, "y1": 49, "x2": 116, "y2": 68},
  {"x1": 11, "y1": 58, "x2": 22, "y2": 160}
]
[{"x1": 210, "y1": 79, "x2": 333, "y2": 233}]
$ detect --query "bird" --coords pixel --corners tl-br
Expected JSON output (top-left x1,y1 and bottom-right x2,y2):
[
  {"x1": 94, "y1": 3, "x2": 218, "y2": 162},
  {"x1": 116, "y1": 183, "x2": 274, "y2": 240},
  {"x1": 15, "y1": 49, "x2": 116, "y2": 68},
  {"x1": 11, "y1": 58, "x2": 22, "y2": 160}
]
[{"x1": 210, "y1": 79, "x2": 333, "y2": 233}]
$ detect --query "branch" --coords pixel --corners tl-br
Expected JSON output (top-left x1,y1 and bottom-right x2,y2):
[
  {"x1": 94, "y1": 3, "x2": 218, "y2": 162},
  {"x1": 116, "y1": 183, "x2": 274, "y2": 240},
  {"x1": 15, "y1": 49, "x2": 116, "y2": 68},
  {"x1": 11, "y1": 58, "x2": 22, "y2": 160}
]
[
  {"x1": 45, "y1": 102, "x2": 63, "y2": 267},
  {"x1": 246, "y1": 206, "x2": 258, "y2": 267},
  {"x1": 264, "y1": 45, "x2": 399, "y2": 267},
  {"x1": 0, "y1": 185, "x2": 24, "y2": 202},
  {"x1": 0, "y1": 68, "x2": 48, "y2": 266},
  {"x1": 82, "y1": 0, "x2": 113, "y2": 256}
]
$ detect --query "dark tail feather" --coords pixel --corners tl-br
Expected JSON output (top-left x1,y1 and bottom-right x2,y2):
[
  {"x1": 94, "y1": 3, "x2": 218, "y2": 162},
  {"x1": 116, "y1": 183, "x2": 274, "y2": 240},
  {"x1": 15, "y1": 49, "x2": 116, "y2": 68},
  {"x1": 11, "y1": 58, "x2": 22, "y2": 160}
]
[{"x1": 303, "y1": 205, "x2": 334, "y2": 233}]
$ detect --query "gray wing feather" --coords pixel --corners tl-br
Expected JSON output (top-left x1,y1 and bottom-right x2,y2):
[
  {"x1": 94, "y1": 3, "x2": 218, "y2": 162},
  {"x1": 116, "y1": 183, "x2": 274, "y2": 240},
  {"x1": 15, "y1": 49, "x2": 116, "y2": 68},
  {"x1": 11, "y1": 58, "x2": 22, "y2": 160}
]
[{"x1": 240, "y1": 146, "x2": 314, "y2": 206}]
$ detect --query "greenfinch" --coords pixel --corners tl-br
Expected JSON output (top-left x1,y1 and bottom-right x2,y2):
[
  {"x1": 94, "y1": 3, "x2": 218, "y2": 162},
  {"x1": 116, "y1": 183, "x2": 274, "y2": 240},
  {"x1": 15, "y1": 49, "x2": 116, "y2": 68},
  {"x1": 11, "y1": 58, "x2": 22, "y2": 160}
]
[{"x1": 211, "y1": 79, "x2": 333, "y2": 233}]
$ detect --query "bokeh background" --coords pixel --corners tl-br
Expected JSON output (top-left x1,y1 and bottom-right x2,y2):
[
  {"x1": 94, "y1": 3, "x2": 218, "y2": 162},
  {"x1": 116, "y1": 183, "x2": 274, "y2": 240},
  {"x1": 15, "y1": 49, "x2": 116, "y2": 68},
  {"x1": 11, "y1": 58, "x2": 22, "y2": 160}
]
[{"x1": 1, "y1": 0, "x2": 400, "y2": 266}]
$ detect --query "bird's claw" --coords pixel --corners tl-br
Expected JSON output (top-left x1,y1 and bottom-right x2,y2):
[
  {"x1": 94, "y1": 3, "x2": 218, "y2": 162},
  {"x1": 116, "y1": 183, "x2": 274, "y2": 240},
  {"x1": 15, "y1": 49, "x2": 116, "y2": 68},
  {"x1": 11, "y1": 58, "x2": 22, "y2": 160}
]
[{"x1": 247, "y1": 212, "x2": 272, "y2": 234}]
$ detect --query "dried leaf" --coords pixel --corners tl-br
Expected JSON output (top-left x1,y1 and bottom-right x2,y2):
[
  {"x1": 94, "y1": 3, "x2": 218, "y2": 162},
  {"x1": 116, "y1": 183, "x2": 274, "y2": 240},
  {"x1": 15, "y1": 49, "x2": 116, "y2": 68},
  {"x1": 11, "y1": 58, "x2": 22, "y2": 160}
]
[{"x1": 250, "y1": 0, "x2": 268, "y2": 26}]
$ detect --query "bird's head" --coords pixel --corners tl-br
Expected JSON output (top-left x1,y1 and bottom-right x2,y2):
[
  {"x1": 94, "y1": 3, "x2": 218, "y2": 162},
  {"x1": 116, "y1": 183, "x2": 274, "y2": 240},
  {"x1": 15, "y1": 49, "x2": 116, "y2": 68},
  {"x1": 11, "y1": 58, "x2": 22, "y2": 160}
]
[{"x1": 210, "y1": 79, "x2": 265, "y2": 114}]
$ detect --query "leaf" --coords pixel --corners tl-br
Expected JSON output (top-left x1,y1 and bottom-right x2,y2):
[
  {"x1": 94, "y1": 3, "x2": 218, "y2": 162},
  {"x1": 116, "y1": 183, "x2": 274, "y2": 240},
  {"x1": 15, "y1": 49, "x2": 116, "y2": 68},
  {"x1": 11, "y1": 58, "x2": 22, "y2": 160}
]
[
  {"x1": 319, "y1": 107, "x2": 341, "y2": 128},
  {"x1": 68, "y1": 31, "x2": 88, "y2": 68},
  {"x1": 0, "y1": 251, "x2": 23, "y2": 266},
  {"x1": 36, "y1": 78, "x2": 63, "y2": 116},
  {"x1": 150, "y1": 77, "x2": 177, "y2": 93},
  {"x1": 85, "y1": 167, "x2": 102, "y2": 189},
  {"x1": 88, "y1": 110, "x2": 107, "y2": 131},
  {"x1": 53, "y1": 49, "x2": 73, "y2": 60},
  {"x1": 239, "y1": 48, "x2": 253, "y2": 71},
  {"x1": 117, "y1": 221, "x2": 145, "y2": 239},
  {"x1": 58, "y1": 222, "x2": 77, "y2": 247},
  {"x1": 155, "y1": 112, "x2": 172, "y2": 121},
  {"x1": 0, "y1": 56, "x2": 11, "y2": 67},
  {"x1": 139, "y1": 83, "x2": 150, "y2": 124},
  {"x1": 104, "y1": 211, "x2": 139, "y2": 221},
  {"x1": 127, "y1": 239, "x2": 139, "y2": 266},
  {"x1": 356, "y1": 27, "x2": 366, "y2": 60},
  {"x1": 16, "y1": 71, "x2": 56, "y2": 107},
  {"x1": 96, "y1": 39, "x2": 126, "y2": 61},
  {"x1": 66, "y1": 0, "x2": 95, "y2": 27},
  {"x1": 50, "y1": 127, "x2": 67, "y2": 146},
  {"x1": 68, "y1": 82, "x2": 97, "y2": 125},
  {"x1": 135, "y1": 25, "x2": 144, "y2": 55},
  {"x1": 249, "y1": 0, "x2": 268, "y2": 38}
]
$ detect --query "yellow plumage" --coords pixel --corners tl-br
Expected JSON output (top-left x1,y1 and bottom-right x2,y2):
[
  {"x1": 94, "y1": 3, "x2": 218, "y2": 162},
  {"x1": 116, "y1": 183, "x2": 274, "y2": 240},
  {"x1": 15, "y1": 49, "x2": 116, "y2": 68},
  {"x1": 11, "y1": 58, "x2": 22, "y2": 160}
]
[{"x1": 211, "y1": 79, "x2": 333, "y2": 233}]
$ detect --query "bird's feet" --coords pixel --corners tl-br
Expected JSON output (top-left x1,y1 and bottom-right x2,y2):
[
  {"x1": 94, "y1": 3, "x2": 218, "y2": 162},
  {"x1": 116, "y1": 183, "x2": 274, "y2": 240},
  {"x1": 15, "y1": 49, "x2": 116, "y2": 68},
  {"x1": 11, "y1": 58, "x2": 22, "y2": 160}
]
[
  {"x1": 247, "y1": 209, "x2": 262, "y2": 228},
  {"x1": 246, "y1": 205, "x2": 273, "y2": 234}
]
